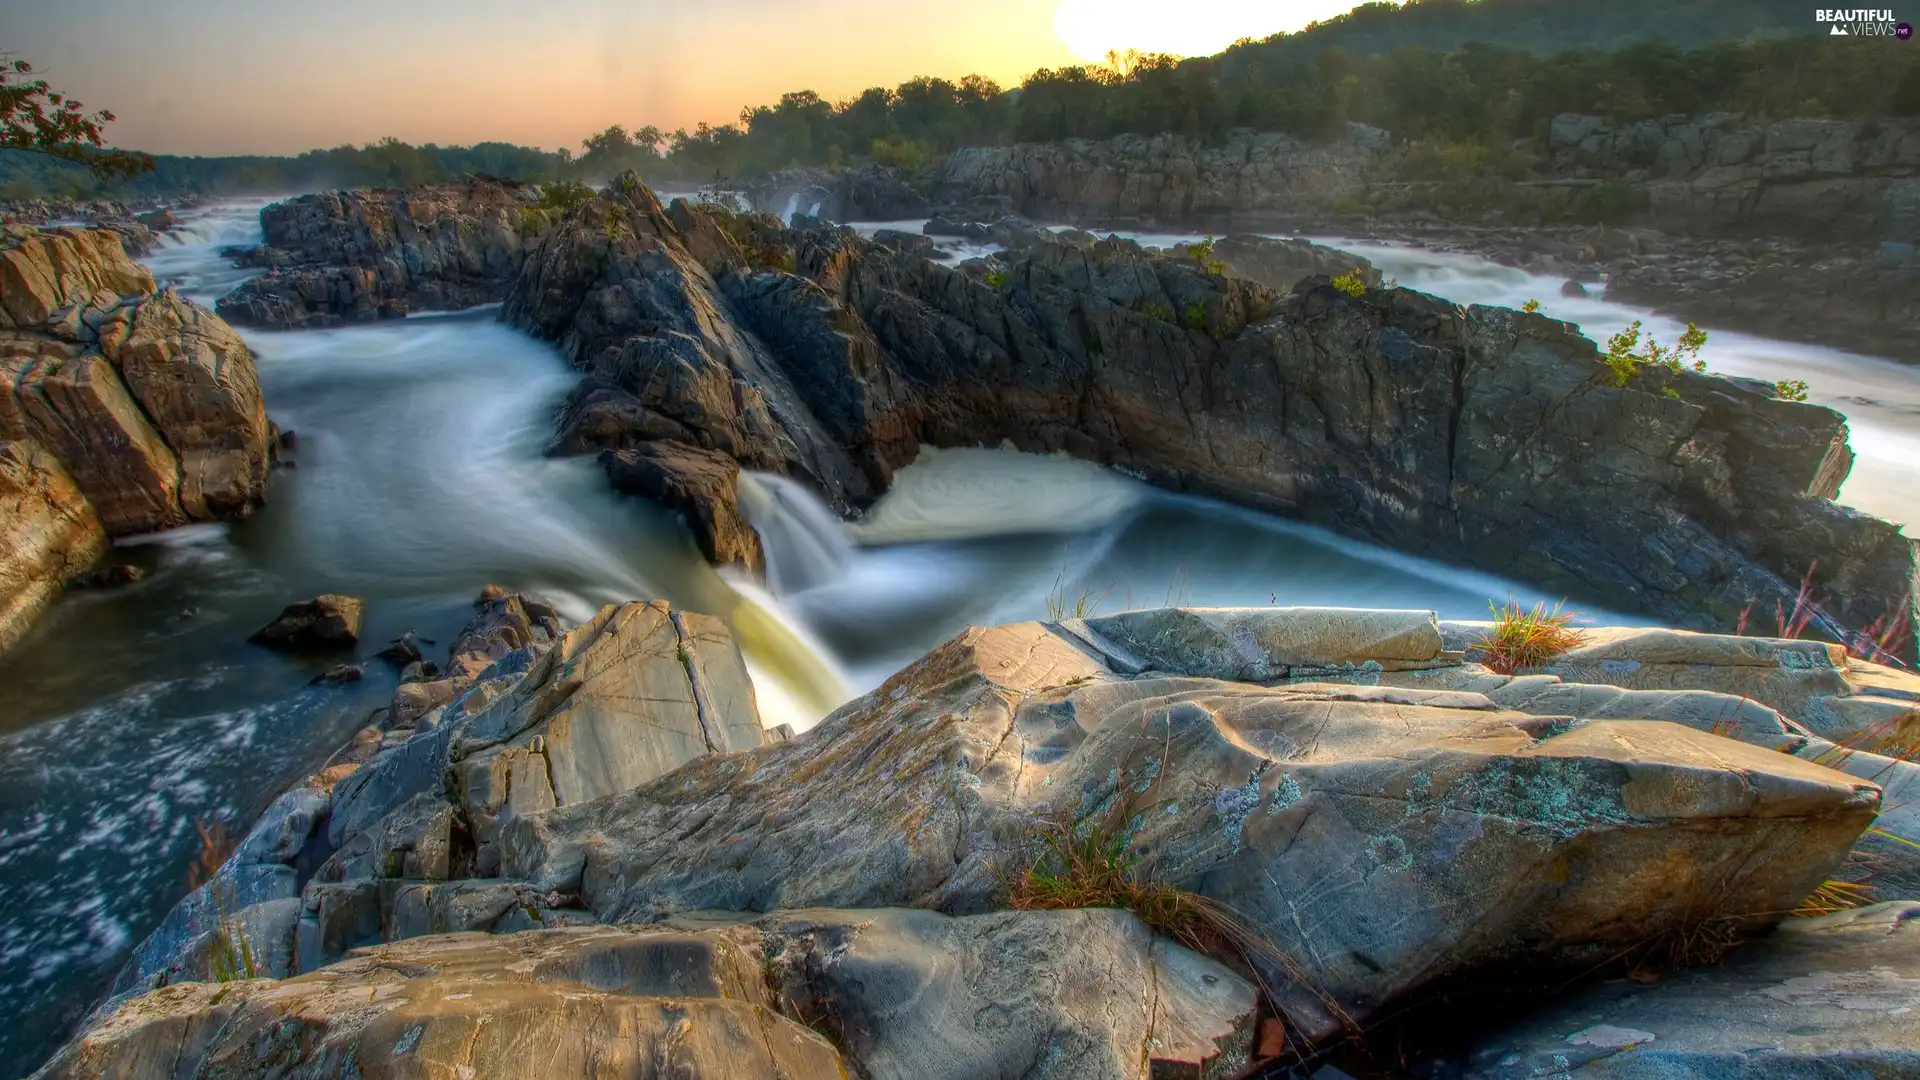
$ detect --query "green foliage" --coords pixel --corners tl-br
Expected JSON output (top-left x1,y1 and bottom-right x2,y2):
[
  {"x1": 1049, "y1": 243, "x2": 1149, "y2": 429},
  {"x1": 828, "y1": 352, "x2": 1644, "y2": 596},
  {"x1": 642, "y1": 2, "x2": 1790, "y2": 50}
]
[
  {"x1": 1522, "y1": 298, "x2": 1542, "y2": 313},
  {"x1": 869, "y1": 137, "x2": 931, "y2": 174},
  {"x1": 1602, "y1": 321, "x2": 1709, "y2": 387},
  {"x1": 1333, "y1": 192, "x2": 1373, "y2": 216},
  {"x1": 1478, "y1": 598, "x2": 1585, "y2": 674},
  {"x1": 1331, "y1": 269, "x2": 1369, "y2": 296},
  {"x1": 983, "y1": 268, "x2": 1009, "y2": 288},
  {"x1": 1576, "y1": 179, "x2": 1646, "y2": 224},
  {"x1": 0, "y1": 53, "x2": 151, "y2": 179},
  {"x1": 1182, "y1": 302, "x2": 1207, "y2": 330},
  {"x1": 1776, "y1": 378, "x2": 1811, "y2": 402},
  {"x1": 536, "y1": 179, "x2": 594, "y2": 214},
  {"x1": 1663, "y1": 387, "x2": 1682, "y2": 400},
  {"x1": 1140, "y1": 303, "x2": 1174, "y2": 322},
  {"x1": 1044, "y1": 570, "x2": 1113, "y2": 621}
]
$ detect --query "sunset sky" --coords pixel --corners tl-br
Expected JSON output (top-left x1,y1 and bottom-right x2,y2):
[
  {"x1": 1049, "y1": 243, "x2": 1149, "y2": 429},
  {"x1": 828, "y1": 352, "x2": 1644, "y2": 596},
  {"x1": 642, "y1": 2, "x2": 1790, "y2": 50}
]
[{"x1": 5, "y1": 0, "x2": 1371, "y2": 156}]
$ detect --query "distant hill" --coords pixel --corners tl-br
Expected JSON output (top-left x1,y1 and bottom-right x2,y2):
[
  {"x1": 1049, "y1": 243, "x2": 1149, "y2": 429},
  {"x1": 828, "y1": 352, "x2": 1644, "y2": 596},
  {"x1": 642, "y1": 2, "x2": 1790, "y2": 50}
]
[{"x1": 1223, "y1": 0, "x2": 1818, "y2": 72}]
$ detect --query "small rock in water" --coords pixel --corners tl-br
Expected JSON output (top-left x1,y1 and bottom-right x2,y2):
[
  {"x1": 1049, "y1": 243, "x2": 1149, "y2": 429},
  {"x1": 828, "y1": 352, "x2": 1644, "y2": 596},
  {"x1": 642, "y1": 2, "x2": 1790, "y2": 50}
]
[
  {"x1": 249, "y1": 594, "x2": 364, "y2": 650},
  {"x1": 475, "y1": 584, "x2": 508, "y2": 604},
  {"x1": 397, "y1": 660, "x2": 441, "y2": 684},
  {"x1": 69, "y1": 564, "x2": 145, "y2": 589},
  {"x1": 376, "y1": 632, "x2": 424, "y2": 667},
  {"x1": 1560, "y1": 277, "x2": 1589, "y2": 297},
  {"x1": 310, "y1": 664, "x2": 363, "y2": 686}
]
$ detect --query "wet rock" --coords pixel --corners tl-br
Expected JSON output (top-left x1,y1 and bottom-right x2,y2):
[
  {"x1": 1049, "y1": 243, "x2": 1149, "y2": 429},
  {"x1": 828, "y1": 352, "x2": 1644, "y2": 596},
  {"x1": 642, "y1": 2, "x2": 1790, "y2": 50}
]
[
  {"x1": 1560, "y1": 277, "x2": 1589, "y2": 297},
  {"x1": 1462, "y1": 902, "x2": 1920, "y2": 1079},
  {"x1": 0, "y1": 439, "x2": 106, "y2": 653},
  {"x1": 249, "y1": 594, "x2": 364, "y2": 650},
  {"x1": 498, "y1": 612, "x2": 1877, "y2": 1038},
  {"x1": 308, "y1": 663, "x2": 363, "y2": 686},
  {"x1": 67, "y1": 563, "x2": 143, "y2": 588},
  {"x1": 1179, "y1": 234, "x2": 1380, "y2": 291},
  {"x1": 600, "y1": 440, "x2": 764, "y2": 573},
  {"x1": 375, "y1": 630, "x2": 424, "y2": 666}
]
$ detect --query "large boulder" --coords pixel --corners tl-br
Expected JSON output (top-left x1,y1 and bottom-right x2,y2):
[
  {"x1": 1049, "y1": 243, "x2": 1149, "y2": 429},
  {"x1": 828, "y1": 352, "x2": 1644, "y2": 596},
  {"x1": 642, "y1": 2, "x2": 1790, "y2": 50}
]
[
  {"x1": 0, "y1": 439, "x2": 107, "y2": 652},
  {"x1": 0, "y1": 226, "x2": 270, "y2": 567},
  {"x1": 1180, "y1": 234, "x2": 1381, "y2": 291},
  {"x1": 601, "y1": 440, "x2": 764, "y2": 572},
  {"x1": 1462, "y1": 902, "x2": 1920, "y2": 1078},
  {"x1": 42, "y1": 908, "x2": 1257, "y2": 1080},
  {"x1": 217, "y1": 176, "x2": 552, "y2": 329},
  {"x1": 498, "y1": 610, "x2": 1878, "y2": 1039},
  {"x1": 503, "y1": 174, "x2": 1918, "y2": 662}
]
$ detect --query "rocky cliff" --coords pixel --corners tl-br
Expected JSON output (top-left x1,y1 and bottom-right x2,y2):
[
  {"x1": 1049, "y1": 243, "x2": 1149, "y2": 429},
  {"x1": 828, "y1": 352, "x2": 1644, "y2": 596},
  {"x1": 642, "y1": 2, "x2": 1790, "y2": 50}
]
[
  {"x1": 503, "y1": 174, "x2": 1917, "y2": 662},
  {"x1": 1542, "y1": 113, "x2": 1920, "y2": 242},
  {"x1": 0, "y1": 225, "x2": 271, "y2": 651},
  {"x1": 934, "y1": 126, "x2": 1387, "y2": 231},
  {"x1": 217, "y1": 177, "x2": 552, "y2": 329},
  {"x1": 747, "y1": 163, "x2": 931, "y2": 222},
  {"x1": 46, "y1": 597, "x2": 1919, "y2": 1078}
]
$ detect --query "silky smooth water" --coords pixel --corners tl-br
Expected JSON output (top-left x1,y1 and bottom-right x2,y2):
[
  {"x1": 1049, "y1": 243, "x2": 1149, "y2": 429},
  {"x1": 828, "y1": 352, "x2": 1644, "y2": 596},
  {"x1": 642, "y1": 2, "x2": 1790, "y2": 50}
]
[{"x1": 5, "y1": 203, "x2": 1915, "y2": 1069}]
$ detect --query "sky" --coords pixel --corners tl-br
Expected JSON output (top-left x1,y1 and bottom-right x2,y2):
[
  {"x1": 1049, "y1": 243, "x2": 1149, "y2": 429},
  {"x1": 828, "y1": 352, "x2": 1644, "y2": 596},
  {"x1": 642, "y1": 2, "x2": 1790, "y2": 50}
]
[{"x1": 2, "y1": 0, "x2": 1370, "y2": 156}]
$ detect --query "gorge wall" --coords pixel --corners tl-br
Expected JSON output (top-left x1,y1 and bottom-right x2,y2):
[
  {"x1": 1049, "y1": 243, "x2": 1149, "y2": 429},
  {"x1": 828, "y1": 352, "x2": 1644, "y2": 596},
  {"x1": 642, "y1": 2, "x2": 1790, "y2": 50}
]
[
  {"x1": 931, "y1": 114, "x2": 1920, "y2": 243},
  {"x1": 500, "y1": 174, "x2": 1918, "y2": 661}
]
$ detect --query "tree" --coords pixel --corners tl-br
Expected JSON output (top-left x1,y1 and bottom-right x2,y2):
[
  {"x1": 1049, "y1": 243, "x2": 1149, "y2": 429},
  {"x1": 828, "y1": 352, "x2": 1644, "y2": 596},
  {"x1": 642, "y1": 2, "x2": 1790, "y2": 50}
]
[{"x1": 0, "y1": 54, "x2": 151, "y2": 179}]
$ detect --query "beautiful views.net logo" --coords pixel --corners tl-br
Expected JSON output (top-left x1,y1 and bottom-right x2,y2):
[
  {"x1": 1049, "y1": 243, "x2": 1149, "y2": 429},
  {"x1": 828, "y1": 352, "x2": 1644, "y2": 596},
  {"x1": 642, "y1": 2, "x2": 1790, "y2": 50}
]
[{"x1": 1816, "y1": 8, "x2": 1913, "y2": 35}]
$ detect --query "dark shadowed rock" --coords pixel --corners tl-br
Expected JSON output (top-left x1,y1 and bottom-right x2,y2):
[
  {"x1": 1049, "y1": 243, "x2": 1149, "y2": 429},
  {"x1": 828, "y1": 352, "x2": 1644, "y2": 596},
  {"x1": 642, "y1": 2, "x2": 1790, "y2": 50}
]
[
  {"x1": 1461, "y1": 902, "x2": 1920, "y2": 1079},
  {"x1": 601, "y1": 441, "x2": 764, "y2": 573},
  {"x1": 217, "y1": 177, "x2": 551, "y2": 329},
  {"x1": 308, "y1": 663, "x2": 363, "y2": 686},
  {"x1": 249, "y1": 595, "x2": 364, "y2": 650},
  {"x1": 1176, "y1": 234, "x2": 1380, "y2": 291}
]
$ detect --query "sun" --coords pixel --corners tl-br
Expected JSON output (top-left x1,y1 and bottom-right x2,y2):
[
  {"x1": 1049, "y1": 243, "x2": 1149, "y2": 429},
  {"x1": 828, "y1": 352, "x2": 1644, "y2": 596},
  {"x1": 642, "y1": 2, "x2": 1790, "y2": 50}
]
[{"x1": 1052, "y1": 0, "x2": 1368, "y2": 62}]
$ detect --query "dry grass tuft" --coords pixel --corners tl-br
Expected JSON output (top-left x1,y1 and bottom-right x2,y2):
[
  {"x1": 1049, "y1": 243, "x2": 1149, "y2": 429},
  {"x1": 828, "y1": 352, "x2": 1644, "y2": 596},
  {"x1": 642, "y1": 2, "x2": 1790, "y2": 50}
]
[
  {"x1": 1793, "y1": 878, "x2": 1876, "y2": 918},
  {"x1": 1476, "y1": 599, "x2": 1585, "y2": 675}
]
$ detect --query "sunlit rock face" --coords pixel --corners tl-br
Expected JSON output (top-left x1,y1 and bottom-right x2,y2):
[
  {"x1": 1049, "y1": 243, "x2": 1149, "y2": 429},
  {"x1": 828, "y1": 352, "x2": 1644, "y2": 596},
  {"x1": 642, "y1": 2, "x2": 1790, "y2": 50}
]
[{"x1": 0, "y1": 225, "x2": 271, "y2": 652}]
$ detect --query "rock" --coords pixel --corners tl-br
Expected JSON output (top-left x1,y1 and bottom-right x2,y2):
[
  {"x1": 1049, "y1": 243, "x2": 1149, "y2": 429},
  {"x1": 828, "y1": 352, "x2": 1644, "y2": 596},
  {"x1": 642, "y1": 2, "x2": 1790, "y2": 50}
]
[
  {"x1": 375, "y1": 631, "x2": 423, "y2": 667},
  {"x1": 0, "y1": 226, "x2": 271, "y2": 556},
  {"x1": 601, "y1": 440, "x2": 764, "y2": 573},
  {"x1": 1185, "y1": 234, "x2": 1380, "y2": 291},
  {"x1": 309, "y1": 663, "x2": 363, "y2": 686},
  {"x1": 498, "y1": 611, "x2": 1878, "y2": 1038},
  {"x1": 48, "y1": 927, "x2": 846, "y2": 1080},
  {"x1": 933, "y1": 128, "x2": 1384, "y2": 230},
  {"x1": 249, "y1": 594, "x2": 365, "y2": 650},
  {"x1": 50, "y1": 908, "x2": 1257, "y2": 1080},
  {"x1": 1560, "y1": 277, "x2": 1589, "y2": 297},
  {"x1": 216, "y1": 176, "x2": 551, "y2": 329},
  {"x1": 750, "y1": 164, "x2": 929, "y2": 222},
  {"x1": 132, "y1": 209, "x2": 178, "y2": 232},
  {"x1": 504, "y1": 174, "x2": 1918, "y2": 659},
  {"x1": 0, "y1": 439, "x2": 107, "y2": 653},
  {"x1": 67, "y1": 563, "x2": 142, "y2": 588},
  {"x1": 449, "y1": 599, "x2": 765, "y2": 869},
  {"x1": 1462, "y1": 902, "x2": 1920, "y2": 1078}
]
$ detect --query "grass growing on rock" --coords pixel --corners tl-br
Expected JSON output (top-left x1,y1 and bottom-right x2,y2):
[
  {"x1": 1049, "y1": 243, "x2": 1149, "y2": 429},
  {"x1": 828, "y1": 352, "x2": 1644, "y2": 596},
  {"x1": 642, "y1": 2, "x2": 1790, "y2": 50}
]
[
  {"x1": 1331, "y1": 269, "x2": 1369, "y2": 296},
  {"x1": 1476, "y1": 599, "x2": 1585, "y2": 674},
  {"x1": 1602, "y1": 321, "x2": 1708, "y2": 387},
  {"x1": 188, "y1": 819, "x2": 257, "y2": 983}
]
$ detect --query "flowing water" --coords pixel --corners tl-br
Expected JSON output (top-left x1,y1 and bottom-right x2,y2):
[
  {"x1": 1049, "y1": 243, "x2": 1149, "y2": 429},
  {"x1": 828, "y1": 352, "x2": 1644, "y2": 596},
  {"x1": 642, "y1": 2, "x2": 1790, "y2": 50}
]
[{"x1": 5, "y1": 203, "x2": 1918, "y2": 1069}]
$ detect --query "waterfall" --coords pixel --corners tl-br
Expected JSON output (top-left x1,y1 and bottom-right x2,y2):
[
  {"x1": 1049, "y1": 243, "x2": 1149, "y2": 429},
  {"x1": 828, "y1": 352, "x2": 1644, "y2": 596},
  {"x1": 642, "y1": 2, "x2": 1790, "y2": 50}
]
[
  {"x1": 738, "y1": 473, "x2": 857, "y2": 595},
  {"x1": 779, "y1": 192, "x2": 800, "y2": 225}
]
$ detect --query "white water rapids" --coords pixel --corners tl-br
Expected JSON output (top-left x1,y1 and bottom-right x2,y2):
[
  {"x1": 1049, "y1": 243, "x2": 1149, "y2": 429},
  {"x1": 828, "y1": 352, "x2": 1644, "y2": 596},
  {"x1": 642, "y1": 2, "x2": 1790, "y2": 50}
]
[{"x1": 1, "y1": 202, "x2": 1916, "y2": 1069}]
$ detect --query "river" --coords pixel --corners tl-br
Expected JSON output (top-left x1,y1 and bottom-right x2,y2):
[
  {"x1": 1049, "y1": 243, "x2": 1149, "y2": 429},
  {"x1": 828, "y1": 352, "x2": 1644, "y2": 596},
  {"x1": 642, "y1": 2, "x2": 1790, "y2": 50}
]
[{"x1": 2, "y1": 203, "x2": 1915, "y2": 1069}]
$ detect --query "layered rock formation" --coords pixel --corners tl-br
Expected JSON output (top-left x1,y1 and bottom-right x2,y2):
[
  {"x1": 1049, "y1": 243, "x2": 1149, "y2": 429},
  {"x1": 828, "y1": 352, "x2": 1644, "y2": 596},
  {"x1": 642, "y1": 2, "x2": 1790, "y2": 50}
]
[
  {"x1": 749, "y1": 163, "x2": 931, "y2": 223},
  {"x1": 65, "y1": 601, "x2": 1904, "y2": 1079},
  {"x1": 44, "y1": 907, "x2": 1256, "y2": 1080},
  {"x1": 216, "y1": 177, "x2": 552, "y2": 329},
  {"x1": 1543, "y1": 113, "x2": 1920, "y2": 242},
  {"x1": 934, "y1": 126, "x2": 1389, "y2": 230},
  {"x1": 0, "y1": 440, "x2": 106, "y2": 652},
  {"x1": 505, "y1": 174, "x2": 1918, "y2": 660},
  {"x1": 0, "y1": 225, "x2": 272, "y2": 651}
]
